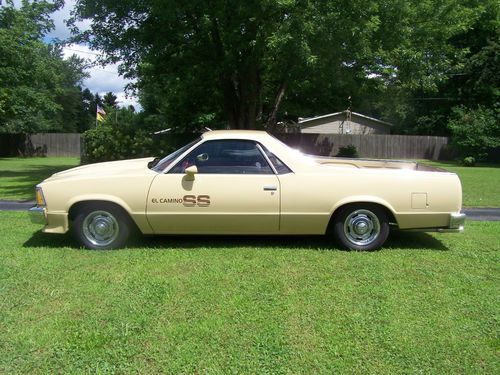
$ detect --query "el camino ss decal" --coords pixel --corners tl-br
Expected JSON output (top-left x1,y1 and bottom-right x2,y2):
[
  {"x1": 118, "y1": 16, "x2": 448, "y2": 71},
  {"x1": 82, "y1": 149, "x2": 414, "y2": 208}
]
[{"x1": 151, "y1": 195, "x2": 210, "y2": 207}]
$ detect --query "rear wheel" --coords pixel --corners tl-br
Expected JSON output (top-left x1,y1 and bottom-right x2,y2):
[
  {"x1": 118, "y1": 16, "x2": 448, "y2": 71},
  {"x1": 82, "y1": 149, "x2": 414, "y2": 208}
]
[
  {"x1": 73, "y1": 204, "x2": 130, "y2": 249},
  {"x1": 333, "y1": 204, "x2": 389, "y2": 251}
]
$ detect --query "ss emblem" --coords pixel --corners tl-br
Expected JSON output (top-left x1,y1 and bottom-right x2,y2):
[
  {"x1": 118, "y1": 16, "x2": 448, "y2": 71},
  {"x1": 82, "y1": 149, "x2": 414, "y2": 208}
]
[{"x1": 183, "y1": 195, "x2": 210, "y2": 207}]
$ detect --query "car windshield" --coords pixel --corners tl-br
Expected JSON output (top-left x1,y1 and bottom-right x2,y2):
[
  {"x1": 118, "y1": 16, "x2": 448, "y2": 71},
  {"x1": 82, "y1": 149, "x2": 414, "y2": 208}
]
[{"x1": 151, "y1": 138, "x2": 200, "y2": 172}]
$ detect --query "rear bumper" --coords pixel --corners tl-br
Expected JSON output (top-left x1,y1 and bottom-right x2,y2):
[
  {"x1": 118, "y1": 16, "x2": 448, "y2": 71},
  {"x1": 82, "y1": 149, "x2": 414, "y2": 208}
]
[
  {"x1": 28, "y1": 206, "x2": 46, "y2": 224},
  {"x1": 403, "y1": 212, "x2": 466, "y2": 233},
  {"x1": 441, "y1": 212, "x2": 466, "y2": 232}
]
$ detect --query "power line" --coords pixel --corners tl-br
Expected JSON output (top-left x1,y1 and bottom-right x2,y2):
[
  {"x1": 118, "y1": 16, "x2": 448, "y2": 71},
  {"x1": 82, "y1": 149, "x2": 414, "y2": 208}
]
[
  {"x1": 92, "y1": 68, "x2": 120, "y2": 75},
  {"x1": 63, "y1": 47, "x2": 121, "y2": 75},
  {"x1": 64, "y1": 47, "x2": 102, "y2": 56}
]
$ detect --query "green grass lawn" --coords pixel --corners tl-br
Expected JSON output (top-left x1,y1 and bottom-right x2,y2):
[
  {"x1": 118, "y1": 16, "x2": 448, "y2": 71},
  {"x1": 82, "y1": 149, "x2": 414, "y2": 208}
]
[
  {"x1": 0, "y1": 211, "x2": 498, "y2": 373},
  {"x1": 0, "y1": 157, "x2": 80, "y2": 201},
  {"x1": 420, "y1": 160, "x2": 500, "y2": 207}
]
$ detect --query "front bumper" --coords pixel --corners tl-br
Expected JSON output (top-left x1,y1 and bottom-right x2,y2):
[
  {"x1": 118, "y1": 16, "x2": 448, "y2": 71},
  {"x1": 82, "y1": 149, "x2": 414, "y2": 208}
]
[
  {"x1": 28, "y1": 206, "x2": 69, "y2": 233},
  {"x1": 28, "y1": 206, "x2": 46, "y2": 225}
]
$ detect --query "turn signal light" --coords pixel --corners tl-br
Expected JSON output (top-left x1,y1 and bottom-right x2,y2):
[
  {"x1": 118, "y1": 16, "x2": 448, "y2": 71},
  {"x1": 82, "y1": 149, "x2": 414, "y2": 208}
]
[{"x1": 35, "y1": 187, "x2": 46, "y2": 207}]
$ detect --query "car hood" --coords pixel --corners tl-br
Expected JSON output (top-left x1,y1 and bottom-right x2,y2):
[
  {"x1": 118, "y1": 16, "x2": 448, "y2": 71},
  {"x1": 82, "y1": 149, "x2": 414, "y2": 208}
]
[{"x1": 43, "y1": 157, "x2": 156, "y2": 182}]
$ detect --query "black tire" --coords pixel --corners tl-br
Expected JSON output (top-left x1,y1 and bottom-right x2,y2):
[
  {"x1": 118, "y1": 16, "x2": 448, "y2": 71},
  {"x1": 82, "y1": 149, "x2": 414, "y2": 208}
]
[
  {"x1": 73, "y1": 203, "x2": 130, "y2": 250},
  {"x1": 333, "y1": 204, "x2": 390, "y2": 251}
]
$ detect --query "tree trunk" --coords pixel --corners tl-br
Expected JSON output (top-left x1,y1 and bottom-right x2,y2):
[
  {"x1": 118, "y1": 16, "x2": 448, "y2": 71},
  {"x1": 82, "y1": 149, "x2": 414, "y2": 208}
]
[
  {"x1": 266, "y1": 81, "x2": 287, "y2": 130},
  {"x1": 239, "y1": 61, "x2": 261, "y2": 129},
  {"x1": 209, "y1": 16, "x2": 262, "y2": 130},
  {"x1": 221, "y1": 64, "x2": 261, "y2": 129}
]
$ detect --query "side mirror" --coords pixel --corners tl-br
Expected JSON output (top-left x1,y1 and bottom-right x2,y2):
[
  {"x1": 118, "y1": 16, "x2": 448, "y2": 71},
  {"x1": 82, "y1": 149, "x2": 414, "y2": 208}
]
[
  {"x1": 184, "y1": 165, "x2": 198, "y2": 180},
  {"x1": 185, "y1": 165, "x2": 198, "y2": 174}
]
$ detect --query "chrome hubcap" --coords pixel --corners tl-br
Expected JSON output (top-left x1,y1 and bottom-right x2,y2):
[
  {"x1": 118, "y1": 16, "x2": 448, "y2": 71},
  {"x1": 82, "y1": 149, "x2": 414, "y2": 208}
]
[
  {"x1": 344, "y1": 209, "x2": 380, "y2": 246},
  {"x1": 82, "y1": 210, "x2": 119, "y2": 247}
]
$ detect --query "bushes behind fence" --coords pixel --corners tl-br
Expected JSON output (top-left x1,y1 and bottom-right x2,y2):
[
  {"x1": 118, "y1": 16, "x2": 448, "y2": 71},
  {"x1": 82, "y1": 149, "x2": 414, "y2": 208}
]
[{"x1": 81, "y1": 125, "x2": 196, "y2": 163}]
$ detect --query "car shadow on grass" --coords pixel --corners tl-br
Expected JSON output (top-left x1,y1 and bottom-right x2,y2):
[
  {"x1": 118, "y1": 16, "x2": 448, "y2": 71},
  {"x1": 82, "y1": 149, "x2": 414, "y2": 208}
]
[
  {"x1": 23, "y1": 229, "x2": 448, "y2": 251},
  {"x1": 23, "y1": 231, "x2": 79, "y2": 249},
  {"x1": 385, "y1": 230, "x2": 448, "y2": 251}
]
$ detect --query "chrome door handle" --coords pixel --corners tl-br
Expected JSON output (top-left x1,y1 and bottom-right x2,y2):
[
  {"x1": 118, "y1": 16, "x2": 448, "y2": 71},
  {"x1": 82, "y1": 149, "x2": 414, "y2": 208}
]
[{"x1": 263, "y1": 186, "x2": 277, "y2": 191}]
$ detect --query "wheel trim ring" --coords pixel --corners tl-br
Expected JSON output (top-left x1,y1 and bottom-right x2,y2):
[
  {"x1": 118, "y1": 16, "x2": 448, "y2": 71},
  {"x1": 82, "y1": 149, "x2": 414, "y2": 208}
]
[
  {"x1": 343, "y1": 209, "x2": 380, "y2": 246},
  {"x1": 82, "y1": 210, "x2": 119, "y2": 247}
]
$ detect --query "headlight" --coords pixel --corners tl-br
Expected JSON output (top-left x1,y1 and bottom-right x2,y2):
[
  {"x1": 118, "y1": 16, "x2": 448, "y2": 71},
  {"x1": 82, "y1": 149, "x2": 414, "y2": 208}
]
[{"x1": 35, "y1": 186, "x2": 46, "y2": 207}]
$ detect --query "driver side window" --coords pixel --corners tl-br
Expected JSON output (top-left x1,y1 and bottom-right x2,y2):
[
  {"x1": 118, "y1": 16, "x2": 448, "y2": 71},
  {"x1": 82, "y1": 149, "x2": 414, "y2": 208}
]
[{"x1": 169, "y1": 140, "x2": 273, "y2": 174}]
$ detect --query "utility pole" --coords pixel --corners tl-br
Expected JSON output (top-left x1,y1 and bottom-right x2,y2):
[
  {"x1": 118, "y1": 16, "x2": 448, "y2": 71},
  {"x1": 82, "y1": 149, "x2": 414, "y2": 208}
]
[{"x1": 115, "y1": 101, "x2": 121, "y2": 124}]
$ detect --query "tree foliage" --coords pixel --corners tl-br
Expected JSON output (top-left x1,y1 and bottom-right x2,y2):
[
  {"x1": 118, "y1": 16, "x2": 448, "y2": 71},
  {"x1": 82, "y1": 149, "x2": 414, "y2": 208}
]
[
  {"x1": 448, "y1": 106, "x2": 500, "y2": 161},
  {"x1": 81, "y1": 106, "x2": 193, "y2": 162},
  {"x1": 103, "y1": 92, "x2": 118, "y2": 108},
  {"x1": 400, "y1": 0, "x2": 499, "y2": 136},
  {"x1": 0, "y1": 0, "x2": 88, "y2": 133},
  {"x1": 70, "y1": 0, "x2": 480, "y2": 130}
]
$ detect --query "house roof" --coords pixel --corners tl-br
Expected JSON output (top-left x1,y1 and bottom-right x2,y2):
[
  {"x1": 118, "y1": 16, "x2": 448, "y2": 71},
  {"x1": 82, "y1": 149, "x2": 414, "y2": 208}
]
[{"x1": 299, "y1": 111, "x2": 393, "y2": 127}]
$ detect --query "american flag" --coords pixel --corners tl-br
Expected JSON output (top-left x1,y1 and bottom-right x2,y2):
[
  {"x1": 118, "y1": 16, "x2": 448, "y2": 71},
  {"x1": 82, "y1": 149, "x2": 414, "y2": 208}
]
[{"x1": 96, "y1": 105, "x2": 106, "y2": 122}]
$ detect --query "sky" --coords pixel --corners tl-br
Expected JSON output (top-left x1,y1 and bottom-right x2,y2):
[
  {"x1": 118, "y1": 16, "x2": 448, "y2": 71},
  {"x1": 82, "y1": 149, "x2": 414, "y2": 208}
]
[
  {"x1": 12, "y1": 0, "x2": 140, "y2": 109},
  {"x1": 60, "y1": 44, "x2": 140, "y2": 109}
]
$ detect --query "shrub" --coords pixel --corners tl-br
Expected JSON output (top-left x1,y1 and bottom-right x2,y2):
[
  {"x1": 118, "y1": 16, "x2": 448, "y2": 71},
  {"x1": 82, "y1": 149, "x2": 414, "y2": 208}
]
[
  {"x1": 82, "y1": 125, "x2": 195, "y2": 163},
  {"x1": 81, "y1": 105, "x2": 206, "y2": 163},
  {"x1": 82, "y1": 126, "x2": 152, "y2": 163},
  {"x1": 448, "y1": 106, "x2": 499, "y2": 161},
  {"x1": 336, "y1": 144, "x2": 359, "y2": 158},
  {"x1": 462, "y1": 156, "x2": 476, "y2": 166}
]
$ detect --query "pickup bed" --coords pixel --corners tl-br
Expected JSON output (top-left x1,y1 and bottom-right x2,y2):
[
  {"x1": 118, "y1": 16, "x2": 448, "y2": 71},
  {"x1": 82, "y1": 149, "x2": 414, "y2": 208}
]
[{"x1": 313, "y1": 156, "x2": 448, "y2": 172}]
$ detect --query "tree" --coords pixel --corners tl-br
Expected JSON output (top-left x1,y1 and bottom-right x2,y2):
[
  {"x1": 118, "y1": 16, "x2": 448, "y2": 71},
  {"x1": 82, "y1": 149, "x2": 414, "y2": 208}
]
[
  {"x1": 71, "y1": 0, "x2": 482, "y2": 130},
  {"x1": 448, "y1": 106, "x2": 500, "y2": 160},
  {"x1": 51, "y1": 46, "x2": 90, "y2": 132},
  {"x1": 103, "y1": 92, "x2": 118, "y2": 108},
  {"x1": 447, "y1": 0, "x2": 499, "y2": 109},
  {"x1": 397, "y1": 0, "x2": 499, "y2": 135},
  {"x1": 75, "y1": 88, "x2": 96, "y2": 132},
  {"x1": 0, "y1": 0, "x2": 87, "y2": 133}
]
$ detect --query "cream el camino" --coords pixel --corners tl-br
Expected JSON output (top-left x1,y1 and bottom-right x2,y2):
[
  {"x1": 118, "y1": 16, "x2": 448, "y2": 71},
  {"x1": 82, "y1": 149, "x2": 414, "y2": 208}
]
[{"x1": 29, "y1": 130, "x2": 465, "y2": 250}]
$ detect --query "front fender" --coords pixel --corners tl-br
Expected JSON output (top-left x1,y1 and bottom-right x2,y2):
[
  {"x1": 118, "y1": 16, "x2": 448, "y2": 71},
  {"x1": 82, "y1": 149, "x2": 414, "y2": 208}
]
[
  {"x1": 65, "y1": 194, "x2": 134, "y2": 215},
  {"x1": 64, "y1": 194, "x2": 153, "y2": 234}
]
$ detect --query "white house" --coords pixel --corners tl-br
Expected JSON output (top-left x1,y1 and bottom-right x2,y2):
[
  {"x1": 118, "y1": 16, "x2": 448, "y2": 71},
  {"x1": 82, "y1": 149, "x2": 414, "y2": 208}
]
[{"x1": 299, "y1": 111, "x2": 393, "y2": 135}]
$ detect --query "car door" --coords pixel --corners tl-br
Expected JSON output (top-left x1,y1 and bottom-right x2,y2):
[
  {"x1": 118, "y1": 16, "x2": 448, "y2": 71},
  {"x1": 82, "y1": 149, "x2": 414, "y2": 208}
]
[{"x1": 146, "y1": 139, "x2": 280, "y2": 234}]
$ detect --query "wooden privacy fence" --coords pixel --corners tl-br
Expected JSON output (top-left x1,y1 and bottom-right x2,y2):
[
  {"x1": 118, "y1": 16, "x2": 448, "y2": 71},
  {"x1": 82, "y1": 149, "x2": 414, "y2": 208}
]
[
  {"x1": 276, "y1": 133, "x2": 453, "y2": 160},
  {"x1": 0, "y1": 133, "x2": 82, "y2": 157},
  {"x1": 0, "y1": 132, "x2": 453, "y2": 160},
  {"x1": 28, "y1": 133, "x2": 82, "y2": 157}
]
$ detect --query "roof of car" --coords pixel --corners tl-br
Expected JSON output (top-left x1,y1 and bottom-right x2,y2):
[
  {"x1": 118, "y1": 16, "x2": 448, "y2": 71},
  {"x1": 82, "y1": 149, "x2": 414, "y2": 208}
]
[
  {"x1": 200, "y1": 129, "x2": 317, "y2": 172},
  {"x1": 201, "y1": 130, "x2": 270, "y2": 141}
]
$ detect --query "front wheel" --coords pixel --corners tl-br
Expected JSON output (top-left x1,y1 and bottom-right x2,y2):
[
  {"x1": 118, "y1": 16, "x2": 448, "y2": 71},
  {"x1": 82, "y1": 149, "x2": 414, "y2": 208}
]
[
  {"x1": 333, "y1": 204, "x2": 390, "y2": 251},
  {"x1": 73, "y1": 204, "x2": 130, "y2": 249}
]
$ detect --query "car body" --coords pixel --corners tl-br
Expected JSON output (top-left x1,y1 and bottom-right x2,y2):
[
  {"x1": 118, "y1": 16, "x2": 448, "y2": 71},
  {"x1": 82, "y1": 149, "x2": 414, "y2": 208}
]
[{"x1": 29, "y1": 130, "x2": 465, "y2": 250}]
